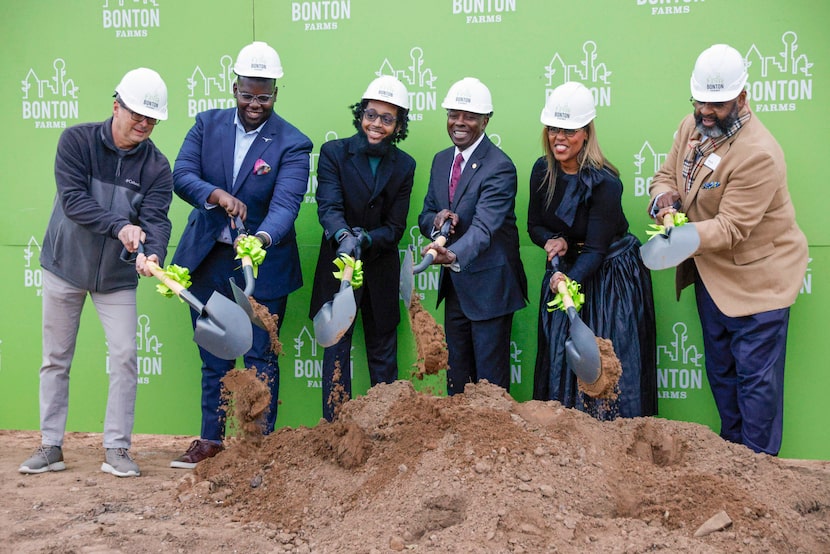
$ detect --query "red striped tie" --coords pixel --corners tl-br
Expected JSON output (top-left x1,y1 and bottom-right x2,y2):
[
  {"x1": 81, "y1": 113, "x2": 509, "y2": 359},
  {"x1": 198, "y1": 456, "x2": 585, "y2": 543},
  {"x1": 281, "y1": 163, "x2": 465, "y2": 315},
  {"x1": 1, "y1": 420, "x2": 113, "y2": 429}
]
[{"x1": 449, "y1": 152, "x2": 463, "y2": 202}]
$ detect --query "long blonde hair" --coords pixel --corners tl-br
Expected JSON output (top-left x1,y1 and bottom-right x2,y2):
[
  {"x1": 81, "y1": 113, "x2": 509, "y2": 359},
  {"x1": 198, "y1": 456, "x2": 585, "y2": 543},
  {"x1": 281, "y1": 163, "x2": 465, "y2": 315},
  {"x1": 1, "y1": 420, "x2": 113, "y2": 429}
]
[{"x1": 539, "y1": 120, "x2": 619, "y2": 208}]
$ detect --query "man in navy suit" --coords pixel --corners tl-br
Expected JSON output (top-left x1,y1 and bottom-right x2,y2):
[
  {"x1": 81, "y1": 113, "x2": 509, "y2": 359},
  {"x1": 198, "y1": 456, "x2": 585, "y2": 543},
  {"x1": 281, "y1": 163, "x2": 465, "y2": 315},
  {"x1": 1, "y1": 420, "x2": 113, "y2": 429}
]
[
  {"x1": 309, "y1": 76, "x2": 415, "y2": 421},
  {"x1": 418, "y1": 77, "x2": 527, "y2": 396},
  {"x1": 169, "y1": 42, "x2": 312, "y2": 468}
]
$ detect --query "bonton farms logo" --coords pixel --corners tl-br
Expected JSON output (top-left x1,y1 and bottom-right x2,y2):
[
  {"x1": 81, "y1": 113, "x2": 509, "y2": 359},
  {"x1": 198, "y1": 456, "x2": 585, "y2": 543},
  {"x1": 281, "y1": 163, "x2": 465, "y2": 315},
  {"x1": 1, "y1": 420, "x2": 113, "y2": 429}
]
[
  {"x1": 745, "y1": 31, "x2": 814, "y2": 113},
  {"x1": 544, "y1": 41, "x2": 612, "y2": 107},
  {"x1": 636, "y1": 0, "x2": 707, "y2": 16},
  {"x1": 632, "y1": 139, "x2": 668, "y2": 198},
  {"x1": 293, "y1": 325, "x2": 335, "y2": 389},
  {"x1": 21, "y1": 59, "x2": 80, "y2": 129},
  {"x1": 23, "y1": 237, "x2": 43, "y2": 296},
  {"x1": 452, "y1": 0, "x2": 517, "y2": 24},
  {"x1": 656, "y1": 322, "x2": 704, "y2": 400},
  {"x1": 105, "y1": 314, "x2": 164, "y2": 385},
  {"x1": 185, "y1": 54, "x2": 236, "y2": 117},
  {"x1": 102, "y1": 0, "x2": 161, "y2": 38},
  {"x1": 291, "y1": 0, "x2": 350, "y2": 31},
  {"x1": 304, "y1": 131, "x2": 339, "y2": 204},
  {"x1": 375, "y1": 47, "x2": 439, "y2": 120}
]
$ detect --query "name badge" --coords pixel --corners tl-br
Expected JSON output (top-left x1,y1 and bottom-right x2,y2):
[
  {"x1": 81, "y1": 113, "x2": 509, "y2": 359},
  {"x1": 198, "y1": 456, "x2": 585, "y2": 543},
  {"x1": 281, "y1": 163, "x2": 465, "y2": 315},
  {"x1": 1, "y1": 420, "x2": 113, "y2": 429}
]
[{"x1": 703, "y1": 153, "x2": 721, "y2": 171}]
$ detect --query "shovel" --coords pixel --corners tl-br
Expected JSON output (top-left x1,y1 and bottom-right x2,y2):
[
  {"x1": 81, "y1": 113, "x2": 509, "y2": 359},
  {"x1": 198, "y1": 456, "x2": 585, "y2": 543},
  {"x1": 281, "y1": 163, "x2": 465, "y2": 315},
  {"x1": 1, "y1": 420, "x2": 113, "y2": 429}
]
[
  {"x1": 551, "y1": 258, "x2": 601, "y2": 384},
  {"x1": 128, "y1": 244, "x2": 252, "y2": 360},
  {"x1": 640, "y1": 213, "x2": 700, "y2": 270},
  {"x1": 399, "y1": 245, "x2": 415, "y2": 309},
  {"x1": 229, "y1": 216, "x2": 267, "y2": 330},
  {"x1": 313, "y1": 253, "x2": 359, "y2": 348}
]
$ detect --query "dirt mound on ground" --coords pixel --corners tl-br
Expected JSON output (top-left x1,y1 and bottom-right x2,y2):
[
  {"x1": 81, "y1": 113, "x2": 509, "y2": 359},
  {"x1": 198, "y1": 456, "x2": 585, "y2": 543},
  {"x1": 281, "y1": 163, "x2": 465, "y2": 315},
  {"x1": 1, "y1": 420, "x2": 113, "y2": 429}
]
[{"x1": 181, "y1": 380, "x2": 830, "y2": 553}]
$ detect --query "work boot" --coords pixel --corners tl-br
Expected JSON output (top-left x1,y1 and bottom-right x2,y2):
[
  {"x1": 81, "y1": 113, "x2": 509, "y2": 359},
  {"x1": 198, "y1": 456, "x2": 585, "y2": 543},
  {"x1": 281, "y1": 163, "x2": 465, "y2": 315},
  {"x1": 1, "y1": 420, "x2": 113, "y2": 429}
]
[
  {"x1": 170, "y1": 439, "x2": 223, "y2": 469},
  {"x1": 19, "y1": 445, "x2": 66, "y2": 474},
  {"x1": 101, "y1": 448, "x2": 141, "y2": 477}
]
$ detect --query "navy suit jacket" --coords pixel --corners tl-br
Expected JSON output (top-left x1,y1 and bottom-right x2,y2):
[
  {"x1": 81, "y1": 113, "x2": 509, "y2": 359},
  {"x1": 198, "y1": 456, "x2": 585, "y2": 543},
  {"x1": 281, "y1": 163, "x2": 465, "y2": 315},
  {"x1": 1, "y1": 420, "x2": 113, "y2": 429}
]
[
  {"x1": 418, "y1": 135, "x2": 527, "y2": 321},
  {"x1": 309, "y1": 134, "x2": 415, "y2": 332},
  {"x1": 171, "y1": 108, "x2": 313, "y2": 299}
]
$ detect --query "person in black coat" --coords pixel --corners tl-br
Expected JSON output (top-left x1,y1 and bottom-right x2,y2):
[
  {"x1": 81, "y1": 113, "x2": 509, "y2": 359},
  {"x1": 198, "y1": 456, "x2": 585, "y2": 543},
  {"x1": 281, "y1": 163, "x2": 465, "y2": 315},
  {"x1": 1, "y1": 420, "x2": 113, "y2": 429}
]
[
  {"x1": 309, "y1": 76, "x2": 415, "y2": 421},
  {"x1": 528, "y1": 81, "x2": 656, "y2": 420}
]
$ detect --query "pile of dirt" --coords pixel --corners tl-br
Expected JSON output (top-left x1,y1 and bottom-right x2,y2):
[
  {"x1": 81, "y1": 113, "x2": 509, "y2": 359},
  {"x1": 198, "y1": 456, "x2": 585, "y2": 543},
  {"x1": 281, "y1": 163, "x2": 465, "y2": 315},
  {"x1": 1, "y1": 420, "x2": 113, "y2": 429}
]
[
  {"x1": 3, "y1": 381, "x2": 828, "y2": 553},
  {"x1": 185, "y1": 380, "x2": 829, "y2": 553},
  {"x1": 407, "y1": 294, "x2": 449, "y2": 379}
]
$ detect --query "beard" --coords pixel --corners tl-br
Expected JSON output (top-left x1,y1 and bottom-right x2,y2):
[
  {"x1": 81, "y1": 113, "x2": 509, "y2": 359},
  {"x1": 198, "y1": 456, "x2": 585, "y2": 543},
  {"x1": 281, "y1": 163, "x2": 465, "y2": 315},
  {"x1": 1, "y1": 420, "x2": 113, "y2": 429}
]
[
  {"x1": 356, "y1": 129, "x2": 393, "y2": 157},
  {"x1": 695, "y1": 102, "x2": 741, "y2": 138}
]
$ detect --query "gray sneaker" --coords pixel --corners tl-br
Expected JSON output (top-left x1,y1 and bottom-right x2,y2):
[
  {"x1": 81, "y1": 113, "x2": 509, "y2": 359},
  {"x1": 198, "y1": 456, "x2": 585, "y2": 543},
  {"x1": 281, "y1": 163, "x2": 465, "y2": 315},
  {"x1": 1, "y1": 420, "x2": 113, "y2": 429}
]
[
  {"x1": 101, "y1": 448, "x2": 140, "y2": 477},
  {"x1": 19, "y1": 445, "x2": 66, "y2": 474}
]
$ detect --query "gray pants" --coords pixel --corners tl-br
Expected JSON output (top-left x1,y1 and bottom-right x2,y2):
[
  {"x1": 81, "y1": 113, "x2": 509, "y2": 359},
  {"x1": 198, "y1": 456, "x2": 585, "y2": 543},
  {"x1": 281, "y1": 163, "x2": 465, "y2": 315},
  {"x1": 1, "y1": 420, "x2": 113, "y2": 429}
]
[{"x1": 40, "y1": 270, "x2": 137, "y2": 449}]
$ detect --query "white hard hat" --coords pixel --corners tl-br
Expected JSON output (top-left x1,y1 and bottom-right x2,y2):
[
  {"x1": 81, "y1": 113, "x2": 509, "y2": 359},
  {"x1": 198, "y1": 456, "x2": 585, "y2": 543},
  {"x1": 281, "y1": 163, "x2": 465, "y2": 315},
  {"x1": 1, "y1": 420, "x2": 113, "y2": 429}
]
[
  {"x1": 540, "y1": 81, "x2": 596, "y2": 129},
  {"x1": 234, "y1": 41, "x2": 284, "y2": 79},
  {"x1": 362, "y1": 75, "x2": 410, "y2": 110},
  {"x1": 115, "y1": 67, "x2": 168, "y2": 121},
  {"x1": 690, "y1": 44, "x2": 748, "y2": 102},
  {"x1": 441, "y1": 77, "x2": 493, "y2": 115}
]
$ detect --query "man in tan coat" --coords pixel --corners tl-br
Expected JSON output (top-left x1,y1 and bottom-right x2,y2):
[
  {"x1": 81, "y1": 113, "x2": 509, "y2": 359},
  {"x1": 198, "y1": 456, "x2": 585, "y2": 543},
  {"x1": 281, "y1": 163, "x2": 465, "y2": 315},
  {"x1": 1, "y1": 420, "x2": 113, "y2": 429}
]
[{"x1": 648, "y1": 44, "x2": 808, "y2": 456}]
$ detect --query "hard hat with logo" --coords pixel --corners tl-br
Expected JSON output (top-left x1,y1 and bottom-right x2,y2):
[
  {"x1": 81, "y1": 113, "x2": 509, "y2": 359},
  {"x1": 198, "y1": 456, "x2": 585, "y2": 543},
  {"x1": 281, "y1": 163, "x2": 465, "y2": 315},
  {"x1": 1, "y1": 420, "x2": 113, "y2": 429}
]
[
  {"x1": 690, "y1": 44, "x2": 748, "y2": 102},
  {"x1": 441, "y1": 77, "x2": 493, "y2": 115},
  {"x1": 362, "y1": 75, "x2": 410, "y2": 110},
  {"x1": 540, "y1": 81, "x2": 596, "y2": 129},
  {"x1": 115, "y1": 67, "x2": 168, "y2": 121},
  {"x1": 234, "y1": 41, "x2": 284, "y2": 79}
]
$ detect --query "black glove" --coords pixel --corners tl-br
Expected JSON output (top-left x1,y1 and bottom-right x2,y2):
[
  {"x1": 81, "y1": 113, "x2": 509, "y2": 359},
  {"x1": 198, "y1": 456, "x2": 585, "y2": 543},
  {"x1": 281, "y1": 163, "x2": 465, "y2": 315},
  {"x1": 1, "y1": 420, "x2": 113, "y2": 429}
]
[
  {"x1": 352, "y1": 227, "x2": 371, "y2": 249},
  {"x1": 336, "y1": 231, "x2": 359, "y2": 257}
]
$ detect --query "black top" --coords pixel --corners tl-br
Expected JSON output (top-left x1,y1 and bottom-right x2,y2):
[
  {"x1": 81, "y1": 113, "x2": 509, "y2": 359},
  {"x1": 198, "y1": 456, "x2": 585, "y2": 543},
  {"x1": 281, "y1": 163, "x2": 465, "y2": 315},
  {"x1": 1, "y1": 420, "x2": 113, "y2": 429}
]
[{"x1": 527, "y1": 156, "x2": 629, "y2": 283}]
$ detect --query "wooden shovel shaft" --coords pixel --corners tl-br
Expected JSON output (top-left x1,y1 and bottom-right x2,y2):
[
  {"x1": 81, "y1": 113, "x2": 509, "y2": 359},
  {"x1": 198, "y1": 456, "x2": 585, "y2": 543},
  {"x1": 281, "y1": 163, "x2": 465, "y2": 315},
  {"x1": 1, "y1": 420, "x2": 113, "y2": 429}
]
[
  {"x1": 662, "y1": 212, "x2": 675, "y2": 229},
  {"x1": 556, "y1": 280, "x2": 576, "y2": 310},
  {"x1": 422, "y1": 234, "x2": 448, "y2": 262},
  {"x1": 342, "y1": 263, "x2": 354, "y2": 283},
  {"x1": 146, "y1": 260, "x2": 186, "y2": 296}
]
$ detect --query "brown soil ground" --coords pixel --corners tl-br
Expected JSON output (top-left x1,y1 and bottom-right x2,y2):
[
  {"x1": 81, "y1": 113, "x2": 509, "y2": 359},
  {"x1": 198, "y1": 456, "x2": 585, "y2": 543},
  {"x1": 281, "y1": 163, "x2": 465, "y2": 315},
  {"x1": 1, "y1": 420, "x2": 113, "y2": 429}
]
[{"x1": 2, "y1": 380, "x2": 829, "y2": 553}]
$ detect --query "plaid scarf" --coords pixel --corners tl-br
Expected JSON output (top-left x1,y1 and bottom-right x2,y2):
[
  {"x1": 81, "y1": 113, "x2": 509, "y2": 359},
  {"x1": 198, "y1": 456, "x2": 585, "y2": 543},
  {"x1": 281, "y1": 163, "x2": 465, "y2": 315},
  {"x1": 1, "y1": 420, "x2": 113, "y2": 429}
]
[{"x1": 682, "y1": 112, "x2": 751, "y2": 193}]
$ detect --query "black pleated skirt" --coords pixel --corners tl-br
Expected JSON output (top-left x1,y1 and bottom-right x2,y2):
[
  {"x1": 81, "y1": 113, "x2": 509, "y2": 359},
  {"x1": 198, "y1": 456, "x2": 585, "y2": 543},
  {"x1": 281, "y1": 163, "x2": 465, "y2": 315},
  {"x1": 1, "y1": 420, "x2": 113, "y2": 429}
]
[{"x1": 532, "y1": 233, "x2": 657, "y2": 420}]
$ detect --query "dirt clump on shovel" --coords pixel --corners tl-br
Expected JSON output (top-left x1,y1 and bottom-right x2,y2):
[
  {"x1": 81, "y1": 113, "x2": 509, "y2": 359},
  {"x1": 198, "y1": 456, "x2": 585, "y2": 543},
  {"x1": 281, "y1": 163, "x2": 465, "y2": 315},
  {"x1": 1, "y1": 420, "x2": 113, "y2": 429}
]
[
  {"x1": 577, "y1": 336, "x2": 622, "y2": 400},
  {"x1": 220, "y1": 368, "x2": 271, "y2": 445},
  {"x1": 248, "y1": 296, "x2": 282, "y2": 355},
  {"x1": 407, "y1": 293, "x2": 449, "y2": 379}
]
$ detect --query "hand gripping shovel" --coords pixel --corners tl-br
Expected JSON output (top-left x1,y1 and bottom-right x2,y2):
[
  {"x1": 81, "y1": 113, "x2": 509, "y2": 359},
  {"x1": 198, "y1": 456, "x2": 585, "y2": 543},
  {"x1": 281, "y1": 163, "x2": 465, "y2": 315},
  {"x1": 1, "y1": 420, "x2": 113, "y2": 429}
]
[
  {"x1": 313, "y1": 253, "x2": 359, "y2": 348},
  {"x1": 412, "y1": 219, "x2": 452, "y2": 274},
  {"x1": 640, "y1": 213, "x2": 700, "y2": 270},
  {"x1": 131, "y1": 244, "x2": 252, "y2": 360},
  {"x1": 552, "y1": 265, "x2": 601, "y2": 384},
  {"x1": 229, "y1": 216, "x2": 267, "y2": 330}
]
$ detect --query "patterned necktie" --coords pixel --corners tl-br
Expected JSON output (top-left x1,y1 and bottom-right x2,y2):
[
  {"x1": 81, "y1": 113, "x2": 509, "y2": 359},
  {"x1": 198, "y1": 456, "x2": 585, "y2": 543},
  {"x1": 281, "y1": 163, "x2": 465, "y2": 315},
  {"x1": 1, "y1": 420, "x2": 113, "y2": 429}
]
[{"x1": 449, "y1": 152, "x2": 463, "y2": 202}]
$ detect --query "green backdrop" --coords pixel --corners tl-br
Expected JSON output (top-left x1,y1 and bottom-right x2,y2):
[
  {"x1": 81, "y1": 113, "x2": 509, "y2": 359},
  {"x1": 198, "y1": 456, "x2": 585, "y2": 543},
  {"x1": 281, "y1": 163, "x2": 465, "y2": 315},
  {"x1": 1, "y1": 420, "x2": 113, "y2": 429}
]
[{"x1": 1, "y1": 0, "x2": 826, "y2": 459}]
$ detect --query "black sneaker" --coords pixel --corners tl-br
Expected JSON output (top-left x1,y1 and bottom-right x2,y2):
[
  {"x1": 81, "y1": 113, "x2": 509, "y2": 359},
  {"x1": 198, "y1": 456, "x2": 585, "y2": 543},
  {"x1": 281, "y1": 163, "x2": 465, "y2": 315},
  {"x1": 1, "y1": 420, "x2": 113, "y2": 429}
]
[{"x1": 19, "y1": 445, "x2": 66, "y2": 474}]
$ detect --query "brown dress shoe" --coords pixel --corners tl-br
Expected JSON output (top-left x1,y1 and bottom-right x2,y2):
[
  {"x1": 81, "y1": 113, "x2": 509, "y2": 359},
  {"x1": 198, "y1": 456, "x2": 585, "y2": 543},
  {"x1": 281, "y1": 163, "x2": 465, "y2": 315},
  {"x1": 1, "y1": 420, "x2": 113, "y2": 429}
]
[{"x1": 170, "y1": 439, "x2": 223, "y2": 469}]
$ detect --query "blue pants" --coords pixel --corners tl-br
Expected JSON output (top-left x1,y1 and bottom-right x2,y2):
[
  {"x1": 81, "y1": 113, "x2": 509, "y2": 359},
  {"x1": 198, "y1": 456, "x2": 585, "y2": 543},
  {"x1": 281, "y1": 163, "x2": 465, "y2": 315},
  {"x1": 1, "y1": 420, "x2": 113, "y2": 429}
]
[
  {"x1": 695, "y1": 279, "x2": 789, "y2": 455},
  {"x1": 444, "y1": 281, "x2": 514, "y2": 396},
  {"x1": 188, "y1": 243, "x2": 287, "y2": 442}
]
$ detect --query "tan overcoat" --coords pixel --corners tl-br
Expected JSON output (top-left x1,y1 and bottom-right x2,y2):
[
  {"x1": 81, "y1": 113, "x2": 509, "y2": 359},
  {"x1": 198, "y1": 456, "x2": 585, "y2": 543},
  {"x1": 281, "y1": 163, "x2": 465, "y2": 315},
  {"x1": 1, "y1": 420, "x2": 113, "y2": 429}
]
[{"x1": 649, "y1": 111, "x2": 808, "y2": 317}]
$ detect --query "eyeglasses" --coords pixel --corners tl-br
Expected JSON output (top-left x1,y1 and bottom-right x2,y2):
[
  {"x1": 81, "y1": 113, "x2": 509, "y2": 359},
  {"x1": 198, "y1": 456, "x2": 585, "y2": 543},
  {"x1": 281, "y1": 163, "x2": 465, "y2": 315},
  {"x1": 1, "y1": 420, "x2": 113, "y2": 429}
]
[
  {"x1": 236, "y1": 91, "x2": 276, "y2": 104},
  {"x1": 689, "y1": 97, "x2": 730, "y2": 110},
  {"x1": 117, "y1": 99, "x2": 159, "y2": 126},
  {"x1": 546, "y1": 126, "x2": 580, "y2": 137},
  {"x1": 363, "y1": 109, "x2": 397, "y2": 126}
]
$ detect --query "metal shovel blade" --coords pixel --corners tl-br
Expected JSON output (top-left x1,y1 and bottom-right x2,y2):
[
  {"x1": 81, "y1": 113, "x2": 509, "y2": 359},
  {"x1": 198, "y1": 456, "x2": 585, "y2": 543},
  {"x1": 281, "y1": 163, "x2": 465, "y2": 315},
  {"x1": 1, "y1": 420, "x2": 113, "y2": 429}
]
[
  {"x1": 400, "y1": 246, "x2": 414, "y2": 309},
  {"x1": 188, "y1": 290, "x2": 253, "y2": 360},
  {"x1": 313, "y1": 279, "x2": 356, "y2": 347},
  {"x1": 640, "y1": 222, "x2": 700, "y2": 271},
  {"x1": 229, "y1": 264, "x2": 267, "y2": 330},
  {"x1": 564, "y1": 307, "x2": 602, "y2": 384}
]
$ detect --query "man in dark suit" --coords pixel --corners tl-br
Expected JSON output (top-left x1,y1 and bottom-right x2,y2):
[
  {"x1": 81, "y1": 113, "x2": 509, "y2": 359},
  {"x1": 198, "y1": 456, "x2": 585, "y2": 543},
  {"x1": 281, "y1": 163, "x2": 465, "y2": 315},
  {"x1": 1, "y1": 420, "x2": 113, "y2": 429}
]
[
  {"x1": 169, "y1": 41, "x2": 312, "y2": 468},
  {"x1": 418, "y1": 77, "x2": 527, "y2": 396},
  {"x1": 309, "y1": 76, "x2": 415, "y2": 421}
]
